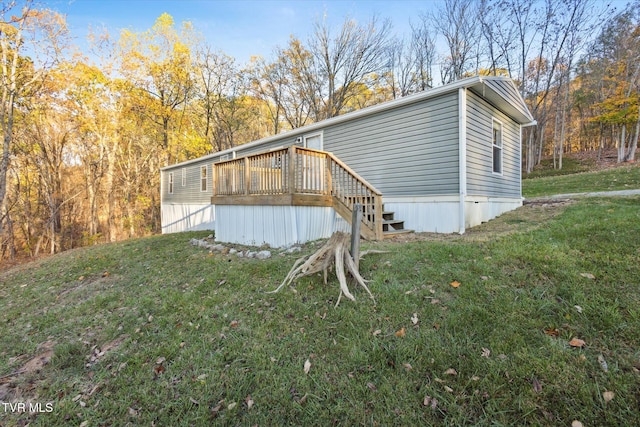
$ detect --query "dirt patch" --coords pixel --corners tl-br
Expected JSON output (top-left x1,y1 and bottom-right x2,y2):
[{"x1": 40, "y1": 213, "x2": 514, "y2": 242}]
[
  {"x1": 384, "y1": 200, "x2": 573, "y2": 244},
  {"x1": 0, "y1": 341, "x2": 56, "y2": 402}
]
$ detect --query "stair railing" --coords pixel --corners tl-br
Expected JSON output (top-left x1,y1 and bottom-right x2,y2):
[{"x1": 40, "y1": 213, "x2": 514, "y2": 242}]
[{"x1": 213, "y1": 145, "x2": 384, "y2": 240}]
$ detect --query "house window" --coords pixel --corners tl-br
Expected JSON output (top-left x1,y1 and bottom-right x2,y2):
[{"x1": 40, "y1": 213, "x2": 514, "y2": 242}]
[
  {"x1": 168, "y1": 172, "x2": 174, "y2": 194},
  {"x1": 201, "y1": 165, "x2": 208, "y2": 192},
  {"x1": 181, "y1": 168, "x2": 186, "y2": 186},
  {"x1": 492, "y1": 119, "x2": 503, "y2": 174}
]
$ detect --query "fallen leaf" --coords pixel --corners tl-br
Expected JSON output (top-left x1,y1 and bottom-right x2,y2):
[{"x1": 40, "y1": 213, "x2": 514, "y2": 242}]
[
  {"x1": 574, "y1": 305, "x2": 583, "y2": 314},
  {"x1": 471, "y1": 375, "x2": 480, "y2": 381},
  {"x1": 102, "y1": 271, "x2": 110, "y2": 278},
  {"x1": 402, "y1": 363, "x2": 413, "y2": 371},
  {"x1": 230, "y1": 320, "x2": 239, "y2": 328},
  {"x1": 480, "y1": 276, "x2": 489, "y2": 281},
  {"x1": 304, "y1": 359, "x2": 311, "y2": 374},
  {"x1": 444, "y1": 368, "x2": 457, "y2": 376},
  {"x1": 602, "y1": 391, "x2": 615, "y2": 403},
  {"x1": 156, "y1": 356, "x2": 166, "y2": 365},
  {"x1": 372, "y1": 329, "x2": 382, "y2": 336},
  {"x1": 395, "y1": 327, "x2": 406, "y2": 337},
  {"x1": 597, "y1": 354, "x2": 609, "y2": 372},
  {"x1": 190, "y1": 397, "x2": 199, "y2": 405},
  {"x1": 450, "y1": 280, "x2": 461, "y2": 288},
  {"x1": 571, "y1": 421, "x2": 584, "y2": 427},
  {"x1": 128, "y1": 407, "x2": 138, "y2": 416},
  {"x1": 481, "y1": 348, "x2": 491, "y2": 358},
  {"x1": 411, "y1": 313, "x2": 419, "y2": 325},
  {"x1": 444, "y1": 385, "x2": 454, "y2": 393},
  {"x1": 245, "y1": 395, "x2": 254, "y2": 410},
  {"x1": 569, "y1": 338, "x2": 586, "y2": 348},
  {"x1": 153, "y1": 364, "x2": 165, "y2": 375},
  {"x1": 423, "y1": 395, "x2": 438, "y2": 409},
  {"x1": 227, "y1": 402, "x2": 237, "y2": 410},
  {"x1": 367, "y1": 382, "x2": 377, "y2": 391},
  {"x1": 544, "y1": 327, "x2": 560, "y2": 337},
  {"x1": 580, "y1": 273, "x2": 595, "y2": 280},
  {"x1": 210, "y1": 401, "x2": 223, "y2": 417},
  {"x1": 431, "y1": 298, "x2": 441, "y2": 304},
  {"x1": 532, "y1": 377, "x2": 542, "y2": 393}
]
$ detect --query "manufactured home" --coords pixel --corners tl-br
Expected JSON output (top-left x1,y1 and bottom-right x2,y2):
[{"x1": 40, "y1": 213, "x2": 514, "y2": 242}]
[{"x1": 160, "y1": 75, "x2": 535, "y2": 247}]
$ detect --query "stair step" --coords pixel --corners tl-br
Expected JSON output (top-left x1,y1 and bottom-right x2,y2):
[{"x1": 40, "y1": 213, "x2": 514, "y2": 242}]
[
  {"x1": 382, "y1": 211, "x2": 395, "y2": 220},
  {"x1": 382, "y1": 219, "x2": 405, "y2": 232}
]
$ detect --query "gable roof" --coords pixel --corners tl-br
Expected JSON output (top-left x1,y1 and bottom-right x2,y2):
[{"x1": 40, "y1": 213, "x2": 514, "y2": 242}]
[{"x1": 162, "y1": 76, "x2": 534, "y2": 171}]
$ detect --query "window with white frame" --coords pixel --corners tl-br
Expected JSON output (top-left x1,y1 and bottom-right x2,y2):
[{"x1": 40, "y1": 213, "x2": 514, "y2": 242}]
[
  {"x1": 181, "y1": 168, "x2": 186, "y2": 186},
  {"x1": 168, "y1": 172, "x2": 174, "y2": 194},
  {"x1": 492, "y1": 119, "x2": 503, "y2": 174},
  {"x1": 200, "y1": 165, "x2": 208, "y2": 192}
]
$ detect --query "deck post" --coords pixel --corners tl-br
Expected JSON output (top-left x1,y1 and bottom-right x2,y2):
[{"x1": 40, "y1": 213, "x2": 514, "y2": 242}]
[
  {"x1": 351, "y1": 203, "x2": 362, "y2": 269},
  {"x1": 244, "y1": 156, "x2": 250, "y2": 195},
  {"x1": 212, "y1": 162, "x2": 218, "y2": 197},
  {"x1": 288, "y1": 145, "x2": 296, "y2": 194},
  {"x1": 325, "y1": 155, "x2": 332, "y2": 196},
  {"x1": 374, "y1": 196, "x2": 384, "y2": 240}
]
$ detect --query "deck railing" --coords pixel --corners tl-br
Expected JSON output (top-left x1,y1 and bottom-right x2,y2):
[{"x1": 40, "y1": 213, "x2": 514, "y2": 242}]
[{"x1": 212, "y1": 146, "x2": 383, "y2": 240}]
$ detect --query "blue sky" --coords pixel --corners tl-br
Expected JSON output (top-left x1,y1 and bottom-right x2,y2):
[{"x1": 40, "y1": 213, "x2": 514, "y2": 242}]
[{"x1": 39, "y1": 0, "x2": 441, "y2": 64}]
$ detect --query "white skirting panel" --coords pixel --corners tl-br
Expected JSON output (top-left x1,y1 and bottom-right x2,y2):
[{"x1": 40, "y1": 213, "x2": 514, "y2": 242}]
[
  {"x1": 383, "y1": 195, "x2": 522, "y2": 234},
  {"x1": 465, "y1": 196, "x2": 523, "y2": 228},
  {"x1": 161, "y1": 203, "x2": 216, "y2": 234},
  {"x1": 384, "y1": 198, "x2": 461, "y2": 233},
  {"x1": 215, "y1": 205, "x2": 350, "y2": 248}
]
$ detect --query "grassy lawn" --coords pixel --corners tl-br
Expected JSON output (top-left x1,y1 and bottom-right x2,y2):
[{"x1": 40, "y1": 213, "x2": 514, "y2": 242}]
[
  {"x1": 1, "y1": 193, "x2": 639, "y2": 426},
  {"x1": 523, "y1": 163, "x2": 640, "y2": 198}
]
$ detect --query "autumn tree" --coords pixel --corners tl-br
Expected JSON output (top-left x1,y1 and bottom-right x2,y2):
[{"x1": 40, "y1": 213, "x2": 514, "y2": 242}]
[
  {"x1": 117, "y1": 13, "x2": 196, "y2": 164},
  {"x1": 0, "y1": 1, "x2": 68, "y2": 257}
]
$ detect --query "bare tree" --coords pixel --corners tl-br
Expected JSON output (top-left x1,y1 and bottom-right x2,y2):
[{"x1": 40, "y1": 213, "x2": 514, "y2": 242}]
[
  {"x1": 309, "y1": 15, "x2": 392, "y2": 119},
  {"x1": 433, "y1": 0, "x2": 481, "y2": 84}
]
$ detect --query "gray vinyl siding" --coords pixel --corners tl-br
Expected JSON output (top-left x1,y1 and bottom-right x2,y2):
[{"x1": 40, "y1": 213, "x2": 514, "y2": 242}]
[
  {"x1": 322, "y1": 92, "x2": 460, "y2": 196},
  {"x1": 482, "y1": 78, "x2": 531, "y2": 123},
  {"x1": 466, "y1": 91, "x2": 521, "y2": 198},
  {"x1": 162, "y1": 159, "x2": 213, "y2": 204}
]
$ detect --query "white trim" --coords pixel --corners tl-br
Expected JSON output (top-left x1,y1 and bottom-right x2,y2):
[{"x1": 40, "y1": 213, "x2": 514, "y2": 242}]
[
  {"x1": 200, "y1": 165, "x2": 208, "y2": 192},
  {"x1": 168, "y1": 171, "x2": 174, "y2": 194},
  {"x1": 492, "y1": 118, "x2": 504, "y2": 176},
  {"x1": 458, "y1": 87, "x2": 467, "y2": 235},
  {"x1": 518, "y1": 124, "x2": 523, "y2": 196},
  {"x1": 383, "y1": 195, "x2": 460, "y2": 203}
]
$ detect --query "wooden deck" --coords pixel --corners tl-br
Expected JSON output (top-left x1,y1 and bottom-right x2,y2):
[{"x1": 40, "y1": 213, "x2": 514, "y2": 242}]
[{"x1": 211, "y1": 146, "x2": 384, "y2": 240}]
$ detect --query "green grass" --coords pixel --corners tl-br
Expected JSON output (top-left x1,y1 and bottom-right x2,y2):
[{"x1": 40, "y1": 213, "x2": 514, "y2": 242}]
[
  {"x1": 2, "y1": 157, "x2": 640, "y2": 424},
  {"x1": 523, "y1": 163, "x2": 640, "y2": 198},
  {"x1": 1, "y1": 195, "x2": 639, "y2": 426},
  {"x1": 525, "y1": 157, "x2": 596, "y2": 179}
]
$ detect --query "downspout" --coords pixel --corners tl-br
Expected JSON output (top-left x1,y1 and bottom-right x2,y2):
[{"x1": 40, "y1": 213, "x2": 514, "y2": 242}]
[{"x1": 458, "y1": 87, "x2": 467, "y2": 234}]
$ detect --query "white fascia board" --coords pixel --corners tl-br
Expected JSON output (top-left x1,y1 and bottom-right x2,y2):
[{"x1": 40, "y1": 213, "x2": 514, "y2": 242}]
[{"x1": 458, "y1": 87, "x2": 467, "y2": 235}]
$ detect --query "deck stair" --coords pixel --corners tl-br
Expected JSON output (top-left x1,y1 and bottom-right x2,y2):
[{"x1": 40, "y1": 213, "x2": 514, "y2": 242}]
[
  {"x1": 212, "y1": 145, "x2": 414, "y2": 240},
  {"x1": 382, "y1": 208, "x2": 413, "y2": 238}
]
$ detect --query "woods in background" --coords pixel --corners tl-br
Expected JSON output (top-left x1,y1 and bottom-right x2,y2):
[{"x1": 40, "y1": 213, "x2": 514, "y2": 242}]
[{"x1": 1, "y1": 0, "x2": 638, "y2": 260}]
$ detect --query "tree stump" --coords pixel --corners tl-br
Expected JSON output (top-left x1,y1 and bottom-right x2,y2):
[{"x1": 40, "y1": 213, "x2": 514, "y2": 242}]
[{"x1": 268, "y1": 232, "x2": 384, "y2": 306}]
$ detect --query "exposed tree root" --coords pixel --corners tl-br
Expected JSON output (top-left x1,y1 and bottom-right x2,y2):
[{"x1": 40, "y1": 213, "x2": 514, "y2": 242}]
[{"x1": 267, "y1": 232, "x2": 383, "y2": 306}]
